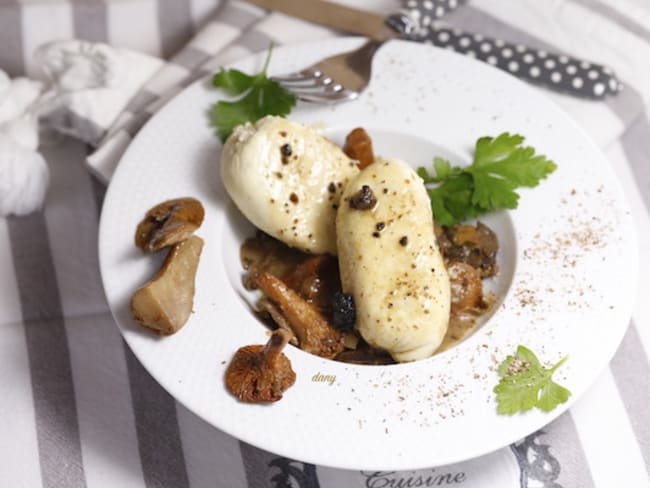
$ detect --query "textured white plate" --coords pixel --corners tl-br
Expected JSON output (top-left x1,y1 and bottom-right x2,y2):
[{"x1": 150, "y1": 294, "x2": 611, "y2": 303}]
[{"x1": 99, "y1": 38, "x2": 638, "y2": 470}]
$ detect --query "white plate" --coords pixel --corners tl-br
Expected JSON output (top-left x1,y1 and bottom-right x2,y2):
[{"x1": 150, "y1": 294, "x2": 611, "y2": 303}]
[{"x1": 99, "y1": 38, "x2": 638, "y2": 470}]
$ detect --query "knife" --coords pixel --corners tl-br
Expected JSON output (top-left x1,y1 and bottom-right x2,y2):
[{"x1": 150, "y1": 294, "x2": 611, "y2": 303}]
[{"x1": 243, "y1": 0, "x2": 622, "y2": 99}]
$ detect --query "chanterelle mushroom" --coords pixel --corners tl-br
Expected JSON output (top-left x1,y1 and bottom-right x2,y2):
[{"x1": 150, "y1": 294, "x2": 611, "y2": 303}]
[
  {"x1": 253, "y1": 271, "x2": 345, "y2": 359},
  {"x1": 135, "y1": 197, "x2": 204, "y2": 252},
  {"x1": 131, "y1": 235, "x2": 203, "y2": 334},
  {"x1": 225, "y1": 329, "x2": 296, "y2": 403}
]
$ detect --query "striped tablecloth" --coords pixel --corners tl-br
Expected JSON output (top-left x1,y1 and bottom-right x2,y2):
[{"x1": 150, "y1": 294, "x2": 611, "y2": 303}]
[{"x1": 1, "y1": 1, "x2": 649, "y2": 487}]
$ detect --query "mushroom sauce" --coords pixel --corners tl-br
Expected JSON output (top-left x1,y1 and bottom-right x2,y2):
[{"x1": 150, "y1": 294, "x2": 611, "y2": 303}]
[
  {"x1": 237, "y1": 126, "x2": 499, "y2": 366},
  {"x1": 240, "y1": 221, "x2": 498, "y2": 365}
]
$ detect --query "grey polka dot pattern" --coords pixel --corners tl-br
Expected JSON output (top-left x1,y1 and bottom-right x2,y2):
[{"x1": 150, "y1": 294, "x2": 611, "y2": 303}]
[
  {"x1": 400, "y1": 0, "x2": 622, "y2": 99},
  {"x1": 404, "y1": 0, "x2": 466, "y2": 22}
]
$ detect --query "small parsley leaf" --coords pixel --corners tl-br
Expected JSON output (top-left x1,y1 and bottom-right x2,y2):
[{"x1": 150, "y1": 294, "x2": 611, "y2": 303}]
[
  {"x1": 212, "y1": 69, "x2": 254, "y2": 95},
  {"x1": 211, "y1": 44, "x2": 296, "y2": 142},
  {"x1": 494, "y1": 345, "x2": 570, "y2": 415},
  {"x1": 417, "y1": 133, "x2": 557, "y2": 226},
  {"x1": 434, "y1": 157, "x2": 461, "y2": 180}
]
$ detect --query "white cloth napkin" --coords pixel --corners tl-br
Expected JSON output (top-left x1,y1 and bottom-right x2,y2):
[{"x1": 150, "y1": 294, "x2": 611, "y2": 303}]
[
  {"x1": 36, "y1": 40, "x2": 163, "y2": 147},
  {"x1": 0, "y1": 71, "x2": 49, "y2": 216},
  {"x1": 24, "y1": 2, "x2": 268, "y2": 182},
  {"x1": 0, "y1": 40, "x2": 162, "y2": 216}
]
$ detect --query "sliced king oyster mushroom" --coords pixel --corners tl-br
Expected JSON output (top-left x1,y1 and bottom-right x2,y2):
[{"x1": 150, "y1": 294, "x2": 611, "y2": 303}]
[{"x1": 131, "y1": 235, "x2": 204, "y2": 335}]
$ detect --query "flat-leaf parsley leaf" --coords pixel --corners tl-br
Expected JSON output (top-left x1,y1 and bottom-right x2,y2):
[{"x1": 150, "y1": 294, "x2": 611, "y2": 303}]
[
  {"x1": 211, "y1": 44, "x2": 296, "y2": 142},
  {"x1": 417, "y1": 133, "x2": 557, "y2": 226},
  {"x1": 494, "y1": 345, "x2": 570, "y2": 415}
]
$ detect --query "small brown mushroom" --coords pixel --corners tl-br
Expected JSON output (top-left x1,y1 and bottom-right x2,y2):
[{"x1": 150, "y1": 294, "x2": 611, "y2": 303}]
[
  {"x1": 239, "y1": 231, "x2": 307, "y2": 284},
  {"x1": 437, "y1": 222, "x2": 499, "y2": 278},
  {"x1": 343, "y1": 127, "x2": 374, "y2": 169},
  {"x1": 253, "y1": 271, "x2": 345, "y2": 359},
  {"x1": 448, "y1": 261, "x2": 483, "y2": 314},
  {"x1": 225, "y1": 329, "x2": 296, "y2": 403},
  {"x1": 256, "y1": 297, "x2": 299, "y2": 346},
  {"x1": 283, "y1": 254, "x2": 339, "y2": 310},
  {"x1": 131, "y1": 235, "x2": 203, "y2": 335},
  {"x1": 135, "y1": 197, "x2": 205, "y2": 252}
]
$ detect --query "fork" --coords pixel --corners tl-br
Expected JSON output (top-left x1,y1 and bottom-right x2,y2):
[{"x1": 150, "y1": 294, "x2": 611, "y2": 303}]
[{"x1": 272, "y1": 40, "x2": 384, "y2": 103}]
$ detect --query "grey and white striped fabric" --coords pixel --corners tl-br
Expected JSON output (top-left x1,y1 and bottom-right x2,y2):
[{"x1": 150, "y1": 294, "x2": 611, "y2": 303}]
[{"x1": 1, "y1": 1, "x2": 650, "y2": 487}]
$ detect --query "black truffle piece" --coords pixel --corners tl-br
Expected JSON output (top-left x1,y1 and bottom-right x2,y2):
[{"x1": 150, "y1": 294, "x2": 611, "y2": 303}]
[
  {"x1": 349, "y1": 185, "x2": 377, "y2": 210},
  {"x1": 332, "y1": 292, "x2": 356, "y2": 331}
]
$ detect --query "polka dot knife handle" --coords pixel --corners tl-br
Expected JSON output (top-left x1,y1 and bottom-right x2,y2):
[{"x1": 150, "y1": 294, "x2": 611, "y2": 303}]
[{"x1": 398, "y1": 0, "x2": 622, "y2": 99}]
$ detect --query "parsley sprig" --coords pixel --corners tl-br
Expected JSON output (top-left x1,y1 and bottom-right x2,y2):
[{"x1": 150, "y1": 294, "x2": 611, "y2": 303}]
[
  {"x1": 417, "y1": 133, "x2": 557, "y2": 226},
  {"x1": 211, "y1": 45, "x2": 296, "y2": 142},
  {"x1": 494, "y1": 345, "x2": 571, "y2": 415}
]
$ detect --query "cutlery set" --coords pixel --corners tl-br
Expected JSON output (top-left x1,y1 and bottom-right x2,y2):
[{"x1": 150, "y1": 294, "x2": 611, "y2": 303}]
[{"x1": 244, "y1": 0, "x2": 621, "y2": 102}]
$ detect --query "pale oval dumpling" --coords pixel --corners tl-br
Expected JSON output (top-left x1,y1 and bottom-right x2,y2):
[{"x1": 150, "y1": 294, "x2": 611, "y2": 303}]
[
  {"x1": 336, "y1": 159, "x2": 451, "y2": 362},
  {"x1": 220, "y1": 116, "x2": 360, "y2": 254}
]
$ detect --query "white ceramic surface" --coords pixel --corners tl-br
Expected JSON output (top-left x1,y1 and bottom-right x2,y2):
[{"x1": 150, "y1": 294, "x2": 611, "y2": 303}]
[{"x1": 98, "y1": 38, "x2": 638, "y2": 470}]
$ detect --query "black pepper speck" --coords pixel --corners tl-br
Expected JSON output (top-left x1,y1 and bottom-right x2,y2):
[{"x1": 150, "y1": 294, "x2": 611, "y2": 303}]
[{"x1": 280, "y1": 143, "x2": 292, "y2": 164}]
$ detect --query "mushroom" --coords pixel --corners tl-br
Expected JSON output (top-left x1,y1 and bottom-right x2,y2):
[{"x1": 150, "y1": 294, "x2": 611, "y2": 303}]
[
  {"x1": 131, "y1": 235, "x2": 204, "y2": 335},
  {"x1": 334, "y1": 347, "x2": 394, "y2": 365},
  {"x1": 135, "y1": 197, "x2": 205, "y2": 252},
  {"x1": 283, "y1": 254, "x2": 339, "y2": 310},
  {"x1": 253, "y1": 271, "x2": 345, "y2": 359},
  {"x1": 225, "y1": 328, "x2": 296, "y2": 403},
  {"x1": 448, "y1": 261, "x2": 484, "y2": 314},
  {"x1": 437, "y1": 222, "x2": 499, "y2": 278},
  {"x1": 256, "y1": 297, "x2": 299, "y2": 346},
  {"x1": 343, "y1": 127, "x2": 374, "y2": 169}
]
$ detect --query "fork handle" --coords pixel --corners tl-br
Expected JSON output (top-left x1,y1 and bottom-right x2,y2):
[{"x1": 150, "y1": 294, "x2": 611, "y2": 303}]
[
  {"x1": 424, "y1": 28, "x2": 621, "y2": 99},
  {"x1": 402, "y1": 0, "x2": 468, "y2": 20}
]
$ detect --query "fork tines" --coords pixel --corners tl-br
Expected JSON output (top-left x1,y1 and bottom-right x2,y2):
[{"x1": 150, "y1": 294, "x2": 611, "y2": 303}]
[{"x1": 273, "y1": 69, "x2": 359, "y2": 103}]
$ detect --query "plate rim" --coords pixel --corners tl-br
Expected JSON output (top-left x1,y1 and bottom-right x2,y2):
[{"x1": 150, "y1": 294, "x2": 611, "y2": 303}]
[{"x1": 98, "y1": 37, "x2": 639, "y2": 470}]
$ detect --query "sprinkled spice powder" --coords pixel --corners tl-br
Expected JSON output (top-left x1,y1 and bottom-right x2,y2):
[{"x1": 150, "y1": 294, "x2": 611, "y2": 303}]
[{"x1": 506, "y1": 359, "x2": 530, "y2": 376}]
